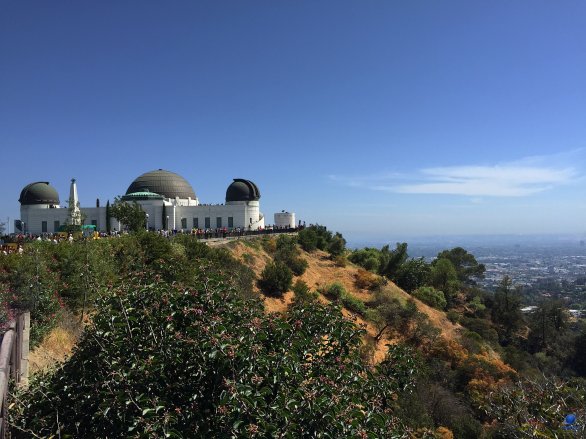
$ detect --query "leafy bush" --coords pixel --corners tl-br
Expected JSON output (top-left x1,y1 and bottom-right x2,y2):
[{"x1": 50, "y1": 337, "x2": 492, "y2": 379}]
[
  {"x1": 363, "y1": 256, "x2": 380, "y2": 272},
  {"x1": 288, "y1": 256, "x2": 309, "y2": 276},
  {"x1": 341, "y1": 295, "x2": 367, "y2": 315},
  {"x1": 447, "y1": 310, "x2": 460, "y2": 324},
  {"x1": 274, "y1": 235, "x2": 308, "y2": 276},
  {"x1": 11, "y1": 271, "x2": 416, "y2": 437},
  {"x1": 291, "y1": 279, "x2": 318, "y2": 303},
  {"x1": 297, "y1": 227, "x2": 318, "y2": 252},
  {"x1": 0, "y1": 244, "x2": 64, "y2": 346},
  {"x1": 460, "y1": 316, "x2": 498, "y2": 344},
  {"x1": 332, "y1": 254, "x2": 347, "y2": 267},
  {"x1": 348, "y1": 248, "x2": 382, "y2": 272},
  {"x1": 318, "y1": 283, "x2": 365, "y2": 315},
  {"x1": 476, "y1": 376, "x2": 586, "y2": 437},
  {"x1": 412, "y1": 286, "x2": 447, "y2": 310},
  {"x1": 257, "y1": 261, "x2": 293, "y2": 297},
  {"x1": 321, "y1": 282, "x2": 346, "y2": 301}
]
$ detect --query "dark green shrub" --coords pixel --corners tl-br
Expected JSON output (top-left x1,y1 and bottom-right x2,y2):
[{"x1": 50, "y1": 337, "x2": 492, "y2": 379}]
[
  {"x1": 342, "y1": 295, "x2": 367, "y2": 315},
  {"x1": 292, "y1": 279, "x2": 318, "y2": 303},
  {"x1": 447, "y1": 309, "x2": 460, "y2": 324},
  {"x1": 136, "y1": 231, "x2": 172, "y2": 264},
  {"x1": 348, "y1": 248, "x2": 382, "y2": 272},
  {"x1": 274, "y1": 235, "x2": 308, "y2": 276},
  {"x1": 322, "y1": 282, "x2": 346, "y2": 301},
  {"x1": 297, "y1": 227, "x2": 318, "y2": 252},
  {"x1": 412, "y1": 286, "x2": 447, "y2": 310},
  {"x1": 363, "y1": 256, "x2": 380, "y2": 272},
  {"x1": 297, "y1": 225, "x2": 332, "y2": 252},
  {"x1": 460, "y1": 316, "x2": 499, "y2": 344},
  {"x1": 327, "y1": 233, "x2": 346, "y2": 257},
  {"x1": 0, "y1": 244, "x2": 63, "y2": 346},
  {"x1": 257, "y1": 261, "x2": 293, "y2": 296}
]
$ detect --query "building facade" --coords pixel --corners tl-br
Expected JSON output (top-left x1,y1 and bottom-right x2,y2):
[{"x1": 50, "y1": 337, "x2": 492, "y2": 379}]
[{"x1": 18, "y1": 170, "x2": 268, "y2": 234}]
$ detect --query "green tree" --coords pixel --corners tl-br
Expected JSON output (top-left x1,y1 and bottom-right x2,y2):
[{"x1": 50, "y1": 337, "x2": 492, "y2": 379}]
[
  {"x1": 435, "y1": 247, "x2": 485, "y2": 284},
  {"x1": 297, "y1": 227, "x2": 318, "y2": 252},
  {"x1": 394, "y1": 257, "x2": 431, "y2": 292},
  {"x1": 491, "y1": 276, "x2": 523, "y2": 344},
  {"x1": 429, "y1": 258, "x2": 459, "y2": 307},
  {"x1": 162, "y1": 203, "x2": 167, "y2": 230},
  {"x1": 110, "y1": 198, "x2": 146, "y2": 233},
  {"x1": 297, "y1": 225, "x2": 333, "y2": 252},
  {"x1": 571, "y1": 328, "x2": 586, "y2": 376},
  {"x1": 327, "y1": 232, "x2": 346, "y2": 257},
  {"x1": 380, "y1": 242, "x2": 408, "y2": 279},
  {"x1": 105, "y1": 200, "x2": 111, "y2": 233},
  {"x1": 527, "y1": 299, "x2": 568, "y2": 353}
]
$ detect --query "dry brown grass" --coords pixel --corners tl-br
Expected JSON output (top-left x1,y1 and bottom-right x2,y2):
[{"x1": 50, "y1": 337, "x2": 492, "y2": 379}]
[{"x1": 29, "y1": 310, "x2": 84, "y2": 374}]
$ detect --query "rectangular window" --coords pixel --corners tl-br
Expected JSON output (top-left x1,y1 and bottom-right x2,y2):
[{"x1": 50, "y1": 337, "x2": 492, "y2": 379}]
[
  {"x1": 41, "y1": 221, "x2": 47, "y2": 233},
  {"x1": 91, "y1": 220, "x2": 97, "y2": 227},
  {"x1": 205, "y1": 217, "x2": 210, "y2": 228},
  {"x1": 216, "y1": 217, "x2": 222, "y2": 228},
  {"x1": 193, "y1": 217, "x2": 199, "y2": 229},
  {"x1": 181, "y1": 218, "x2": 187, "y2": 229},
  {"x1": 53, "y1": 220, "x2": 60, "y2": 232},
  {"x1": 228, "y1": 217, "x2": 234, "y2": 228}
]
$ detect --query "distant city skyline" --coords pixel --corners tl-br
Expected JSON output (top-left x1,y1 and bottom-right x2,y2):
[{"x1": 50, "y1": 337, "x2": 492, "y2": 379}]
[{"x1": 1, "y1": 1, "x2": 585, "y2": 242}]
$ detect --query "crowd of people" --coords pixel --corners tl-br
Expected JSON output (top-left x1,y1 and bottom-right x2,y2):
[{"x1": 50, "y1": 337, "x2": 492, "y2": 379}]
[{"x1": 0, "y1": 224, "x2": 304, "y2": 254}]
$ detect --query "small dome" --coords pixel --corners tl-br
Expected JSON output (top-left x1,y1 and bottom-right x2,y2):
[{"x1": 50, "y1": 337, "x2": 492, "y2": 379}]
[
  {"x1": 226, "y1": 179, "x2": 261, "y2": 202},
  {"x1": 121, "y1": 190, "x2": 165, "y2": 201},
  {"x1": 19, "y1": 182, "x2": 60, "y2": 205},
  {"x1": 126, "y1": 169, "x2": 196, "y2": 200}
]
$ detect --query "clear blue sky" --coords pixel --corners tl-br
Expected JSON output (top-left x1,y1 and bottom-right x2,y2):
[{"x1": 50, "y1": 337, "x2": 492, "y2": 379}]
[{"x1": 1, "y1": 1, "x2": 585, "y2": 243}]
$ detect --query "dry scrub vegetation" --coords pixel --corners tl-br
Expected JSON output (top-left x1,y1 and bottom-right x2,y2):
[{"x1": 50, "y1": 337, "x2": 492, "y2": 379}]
[{"x1": 222, "y1": 239, "x2": 464, "y2": 362}]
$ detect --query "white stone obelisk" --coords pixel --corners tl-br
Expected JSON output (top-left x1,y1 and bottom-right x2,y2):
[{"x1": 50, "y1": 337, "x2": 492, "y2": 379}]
[{"x1": 68, "y1": 178, "x2": 82, "y2": 225}]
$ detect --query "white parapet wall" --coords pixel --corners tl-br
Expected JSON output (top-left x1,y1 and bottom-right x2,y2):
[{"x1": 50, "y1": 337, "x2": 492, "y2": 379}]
[{"x1": 274, "y1": 212, "x2": 296, "y2": 228}]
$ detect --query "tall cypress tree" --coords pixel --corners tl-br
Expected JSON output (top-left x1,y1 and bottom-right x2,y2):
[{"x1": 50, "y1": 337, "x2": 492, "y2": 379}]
[
  {"x1": 162, "y1": 203, "x2": 167, "y2": 230},
  {"x1": 105, "y1": 200, "x2": 111, "y2": 233}
]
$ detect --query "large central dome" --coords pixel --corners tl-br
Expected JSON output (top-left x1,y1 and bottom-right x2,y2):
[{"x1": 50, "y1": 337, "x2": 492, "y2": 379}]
[{"x1": 126, "y1": 169, "x2": 196, "y2": 200}]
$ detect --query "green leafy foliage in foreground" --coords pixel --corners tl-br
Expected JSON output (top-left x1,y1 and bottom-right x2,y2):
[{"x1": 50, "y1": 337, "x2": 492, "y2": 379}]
[{"x1": 12, "y1": 267, "x2": 418, "y2": 438}]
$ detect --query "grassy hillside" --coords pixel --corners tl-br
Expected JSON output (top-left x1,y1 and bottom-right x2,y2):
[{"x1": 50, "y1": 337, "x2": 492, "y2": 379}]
[{"x1": 6, "y1": 232, "x2": 585, "y2": 437}]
